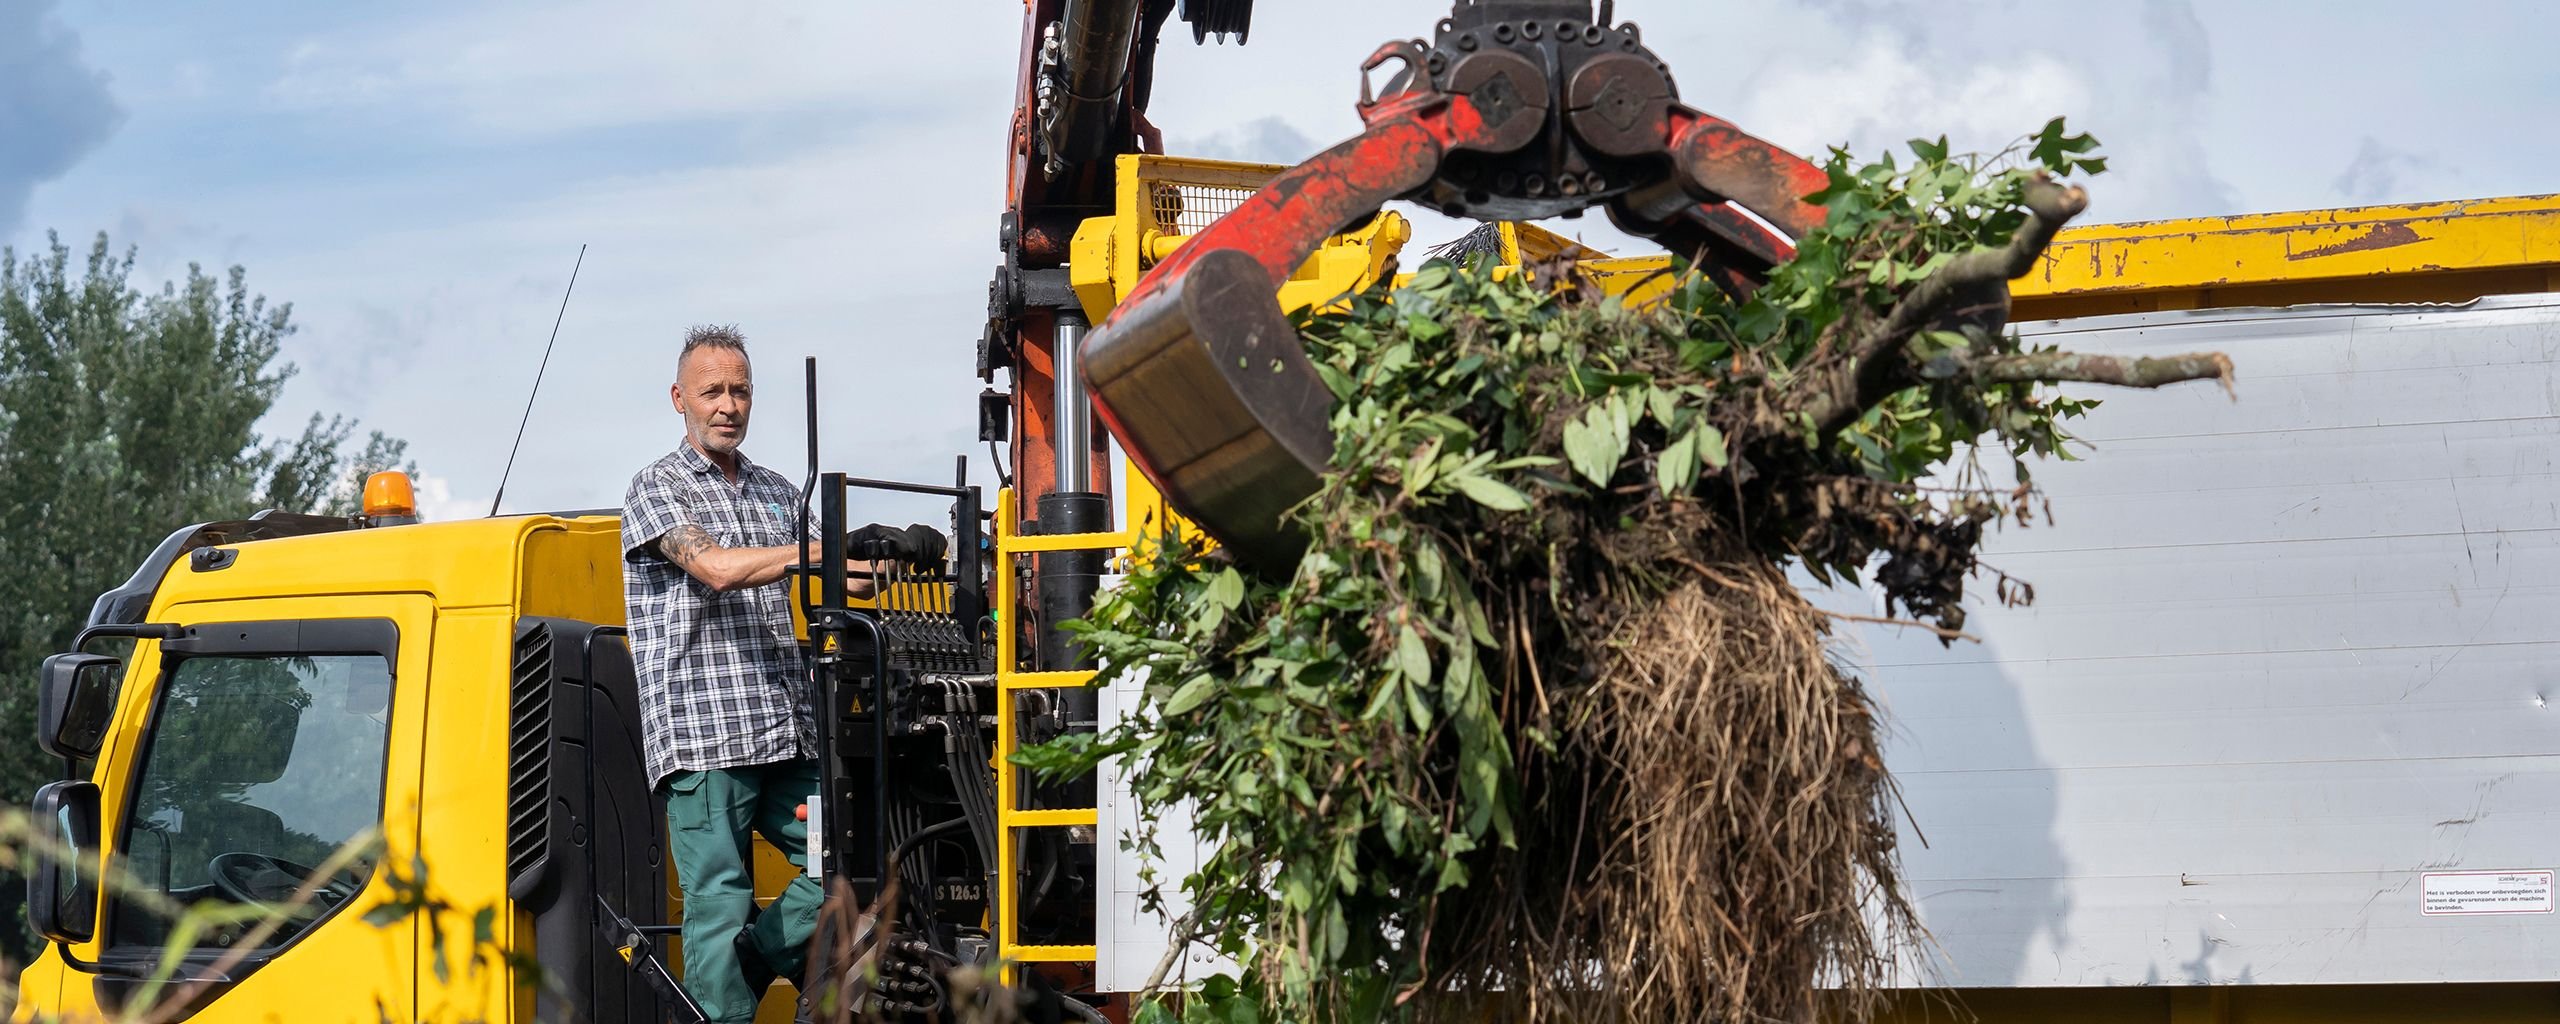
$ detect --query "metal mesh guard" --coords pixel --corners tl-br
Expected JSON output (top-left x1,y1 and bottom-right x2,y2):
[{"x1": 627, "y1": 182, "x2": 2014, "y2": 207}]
[{"x1": 1147, "y1": 183, "x2": 1256, "y2": 241}]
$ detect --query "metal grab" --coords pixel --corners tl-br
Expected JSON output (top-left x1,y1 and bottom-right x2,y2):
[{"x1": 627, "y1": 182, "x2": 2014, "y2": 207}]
[{"x1": 1078, "y1": 0, "x2": 1832, "y2": 564}]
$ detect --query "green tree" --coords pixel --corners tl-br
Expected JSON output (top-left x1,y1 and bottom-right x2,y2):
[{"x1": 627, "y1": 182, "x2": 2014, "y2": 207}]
[{"x1": 0, "y1": 231, "x2": 411, "y2": 968}]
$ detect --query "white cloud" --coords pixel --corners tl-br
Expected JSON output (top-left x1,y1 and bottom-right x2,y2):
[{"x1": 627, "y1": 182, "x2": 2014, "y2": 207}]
[
  {"x1": 1172, "y1": 116, "x2": 1320, "y2": 165},
  {"x1": 0, "y1": 0, "x2": 125, "y2": 233},
  {"x1": 1729, "y1": 0, "x2": 2241, "y2": 222},
  {"x1": 410, "y1": 473, "x2": 487, "y2": 523},
  {"x1": 248, "y1": 125, "x2": 1005, "y2": 515},
  {"x1": 1736, "y1": 32, "x2": 2093, "y2": 163},
  {"x1": 2331, "y1": 137, "x2": 2443, "y2": 206},
  {"x1": 264, "y1": 1, "x2": 1020, "y2": 137}
]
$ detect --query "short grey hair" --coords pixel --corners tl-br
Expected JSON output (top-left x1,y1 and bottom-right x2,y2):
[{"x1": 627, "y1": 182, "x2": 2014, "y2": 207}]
[{"x1": 678, "y1": 323, "x2": 747, "y2": 375}]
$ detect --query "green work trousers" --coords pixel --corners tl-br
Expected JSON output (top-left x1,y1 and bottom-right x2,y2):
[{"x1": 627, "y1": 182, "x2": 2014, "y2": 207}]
[{"x1": 663, "y1": 759, "x2": 827, "y2": 1023}]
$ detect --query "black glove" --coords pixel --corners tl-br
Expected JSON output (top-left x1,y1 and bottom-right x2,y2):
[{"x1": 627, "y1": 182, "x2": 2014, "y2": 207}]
[
  {"x1": 845, "y1": 523, "x2": 948, "y2": 567},
  {"x1": 894, "y1": 523, "x2": 948, "y2": 568}
]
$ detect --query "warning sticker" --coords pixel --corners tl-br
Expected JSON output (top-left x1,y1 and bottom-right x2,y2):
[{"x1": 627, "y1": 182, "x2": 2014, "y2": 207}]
[{"x1": 2421, "y1": 870, "x2": 2555, "y2": 916}]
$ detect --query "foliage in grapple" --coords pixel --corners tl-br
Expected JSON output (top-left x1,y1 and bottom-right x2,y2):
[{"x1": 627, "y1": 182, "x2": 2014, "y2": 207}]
[{"x1": 1022, "y1": 121, "x2": 2225, "y2": 1023}]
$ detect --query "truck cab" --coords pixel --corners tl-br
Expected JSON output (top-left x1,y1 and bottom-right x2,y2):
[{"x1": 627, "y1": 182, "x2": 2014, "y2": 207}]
[{"x1": 15, "y1": 508, "x2": 678, "y2": 1023}]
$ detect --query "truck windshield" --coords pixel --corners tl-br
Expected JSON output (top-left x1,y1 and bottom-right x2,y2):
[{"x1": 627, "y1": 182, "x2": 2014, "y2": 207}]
[{"x1": 109, "y1": 651, "x2": 393, "y2": 951}]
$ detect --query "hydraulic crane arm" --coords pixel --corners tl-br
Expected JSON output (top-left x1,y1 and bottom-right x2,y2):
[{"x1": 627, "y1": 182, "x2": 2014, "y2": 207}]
[{"x1": 1080, "y1": 0, "x2": 1835, "y2": 564}]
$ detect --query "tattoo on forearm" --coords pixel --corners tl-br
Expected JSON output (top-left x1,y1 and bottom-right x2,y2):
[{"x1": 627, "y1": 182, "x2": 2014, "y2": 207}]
[{"x1": 660, "y1": 524, "x2": 720, "y2": 571}]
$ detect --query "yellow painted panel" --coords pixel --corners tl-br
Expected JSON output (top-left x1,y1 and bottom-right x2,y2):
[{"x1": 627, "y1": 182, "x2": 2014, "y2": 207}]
[
  {"x1": 78, "y1": 592, "x2": 439, "y2": 1023},
  {"x1": 1001, "y1": 531, "x2": 1132, "y2": 554},
  {"x1": 2012, "y1": 193, "x2": 2560, "y2": 319},
  {"x1": 514, "y1": 518, "x2": 625, "y2": 625},
  {"x1": 410, "y1": 605, "x2": 522, "y2": 1024},
  {"x1": 1002, "y1": 670, "x2": 1095, "y2": 690},
  {"x1": 1002, "y1": 808, "x2": 1097, "y2": 828},
  {"x1": 1010, "y1": 944, "x2": 1099, "y2": 964},
  {"x1": 149, "y1": 517, "x2": 566, "y2": 613}
]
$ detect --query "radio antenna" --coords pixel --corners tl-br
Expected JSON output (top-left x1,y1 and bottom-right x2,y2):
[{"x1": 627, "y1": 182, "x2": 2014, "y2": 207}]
[{"x1": 489, "y1": 244, "x2": 587, "y2": 516}]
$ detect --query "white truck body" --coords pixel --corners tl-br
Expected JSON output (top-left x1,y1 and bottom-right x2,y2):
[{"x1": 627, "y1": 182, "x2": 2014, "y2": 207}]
[
  {"x1": 1837, "y1": 295, "x2": 2560, "y2": 987},
  {"x1": 1095, "y1": 294, "x2": 2560, "y2": 992}
]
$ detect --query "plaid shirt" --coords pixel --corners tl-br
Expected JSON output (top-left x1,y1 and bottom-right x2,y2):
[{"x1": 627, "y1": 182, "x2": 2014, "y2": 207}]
[{"x1": 622, "y1": 443, "x2": 820, "y2": 788}]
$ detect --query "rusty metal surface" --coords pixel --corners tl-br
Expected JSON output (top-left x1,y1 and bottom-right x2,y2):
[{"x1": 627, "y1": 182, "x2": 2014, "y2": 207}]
[{"x1": 2010, "y1": 193, "x2": 2560, "y2": 321}]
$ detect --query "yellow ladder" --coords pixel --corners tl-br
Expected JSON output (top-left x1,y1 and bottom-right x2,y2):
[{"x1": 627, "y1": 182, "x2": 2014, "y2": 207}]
[{"x1": 990, "y1": 485, "x2": 1132, "y2": 984}]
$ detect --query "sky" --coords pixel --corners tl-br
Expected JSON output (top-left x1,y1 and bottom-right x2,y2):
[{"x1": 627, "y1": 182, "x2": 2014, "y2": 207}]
[{"x1": 5, "y1": 0, "x2": 2555, "y2": 521}]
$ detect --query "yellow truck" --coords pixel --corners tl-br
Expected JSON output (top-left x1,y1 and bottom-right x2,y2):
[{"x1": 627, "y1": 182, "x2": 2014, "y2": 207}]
[{"x1": 13, "y1": 184, "x2": 2560, "y2": 1024}]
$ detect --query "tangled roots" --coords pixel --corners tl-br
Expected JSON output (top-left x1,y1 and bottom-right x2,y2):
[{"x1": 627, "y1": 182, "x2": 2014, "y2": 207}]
[{"x1": 1445, "y1": 564, "x2": 1913, "y2": 1023}]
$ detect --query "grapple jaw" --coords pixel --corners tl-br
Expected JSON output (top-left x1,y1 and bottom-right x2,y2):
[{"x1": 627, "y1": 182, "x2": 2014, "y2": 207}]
[{"x1": 1083, "y1": 0, "x2": 1836, "y2": 563}]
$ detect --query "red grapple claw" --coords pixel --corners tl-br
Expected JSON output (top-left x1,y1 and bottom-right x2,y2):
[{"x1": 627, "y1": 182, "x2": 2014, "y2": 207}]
[{"x1": 1081, "y1": 2, "x2": 1831, "y2": 565}]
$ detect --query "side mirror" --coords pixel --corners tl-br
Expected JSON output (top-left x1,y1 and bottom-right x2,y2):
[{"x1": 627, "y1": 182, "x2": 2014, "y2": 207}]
[
  {"x1": 38, "y1": 653, "x2": 122, "y2": 761},
  {"x1": 28, "y1": 779, "x2": 102, "y2": 944}
]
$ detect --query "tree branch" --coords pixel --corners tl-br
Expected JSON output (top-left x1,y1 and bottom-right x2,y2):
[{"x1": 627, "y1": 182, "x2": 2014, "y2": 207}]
[
  {"x1": 1865, "y1": 176, "x2": 2087, "y2": 357},
  {"x1": 1800, "y1": 175, "x2": 2091, "y2": 433},
  {"x1": 1818, "y1": 609, "x2": 1979, "y2": 644},
  {"x1": 1973, "y1": 350, "x2": 2235, "y2": 395}
]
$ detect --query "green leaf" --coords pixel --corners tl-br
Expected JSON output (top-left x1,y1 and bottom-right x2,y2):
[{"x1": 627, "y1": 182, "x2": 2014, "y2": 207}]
[
  {"x1": 1645, "y1": 385, "x2": 1678, "y2": 426},
  {"x1": 1414, "y1": 540, "x2": 1446, "y2": 598},
  {"x1": 1451, "y1": 473, "x2": 1530, "y2": 511},
  {"x1": 1659, "y1": 428, "x2": 1700, "y2": 496},
  {"x1": 1444, "y1": 632, "x2": 1477, "y2": 704},
  {"x1": 1694, "y1": 424, "x2": 1729, "y2": 468},
  {"x1": 1403, "y1": 435, "x2": 1443, "y2": 496},
  {"x1": 1402, "y1": 667, "x2": 1434, "y2": 730},
  {"x1": 1164, "y1": 673, "x2": 1219, "y2": 716},
  {"x1": 1204, "y1": 568, "x2": 1245, "y2": 613},
  {"x1": 1395, "y1": 625, "x2": 1431, "y2": 689},
  {"x1": 1361, "y1": 675, "x2": 1402, "y2": 720},
  {"x1": 1312, "y1": 360, "x2": 1355, "y2": 401},
  {"x1": 1562, "y1": 404, "x2": 1626, "y2": 486},
  {"x1": 1461, "y1": 593, "x2": 1498, "y2": 647}
]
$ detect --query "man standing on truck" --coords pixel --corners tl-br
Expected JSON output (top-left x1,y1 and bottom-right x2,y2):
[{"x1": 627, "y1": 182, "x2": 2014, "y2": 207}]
[{"x1": 619, "y1": 324, "x2": 859, "y2": 1021}]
